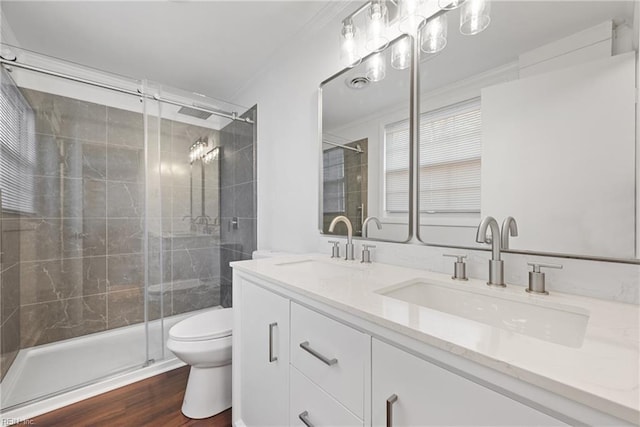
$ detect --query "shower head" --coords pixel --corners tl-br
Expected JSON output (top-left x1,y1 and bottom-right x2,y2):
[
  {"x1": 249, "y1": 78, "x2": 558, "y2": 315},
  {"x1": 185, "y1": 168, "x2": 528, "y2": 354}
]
[{"x1": 177, "y1": 106, "x2": 213, "y2": 120}]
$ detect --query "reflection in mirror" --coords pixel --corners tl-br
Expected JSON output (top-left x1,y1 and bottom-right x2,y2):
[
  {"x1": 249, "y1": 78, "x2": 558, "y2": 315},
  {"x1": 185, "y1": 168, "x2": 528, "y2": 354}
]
[
  {"x1": 320, "y1": 34, "x2": 412, "y2": 242},
  {"x1": 417, "y1": 1, "x2": 638, "y2": 260},
  {"x1": 188, "y1": 135, "x2": 220, "y2": 235}
]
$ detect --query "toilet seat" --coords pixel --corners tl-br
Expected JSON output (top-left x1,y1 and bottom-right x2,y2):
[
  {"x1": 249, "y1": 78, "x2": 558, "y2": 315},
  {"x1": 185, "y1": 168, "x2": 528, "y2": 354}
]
[{"x1": 169, "y1": 308, "x2": 232, "y2": 342}]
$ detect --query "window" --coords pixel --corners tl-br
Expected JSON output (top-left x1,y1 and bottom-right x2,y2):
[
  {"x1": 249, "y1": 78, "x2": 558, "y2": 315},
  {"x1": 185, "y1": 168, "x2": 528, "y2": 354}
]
[
  {"x1": 384, "y1": 120, "x2": 410, "y2": 213},
  {"x1": 0, "y1": 69, "x2": 36, "y2": 214},
  {"x1": 322, "y1": 147, "x2": 345, "y2": 214},
  {"x1": 384, "y1": 97, "x2": 481, "y2": 214}
]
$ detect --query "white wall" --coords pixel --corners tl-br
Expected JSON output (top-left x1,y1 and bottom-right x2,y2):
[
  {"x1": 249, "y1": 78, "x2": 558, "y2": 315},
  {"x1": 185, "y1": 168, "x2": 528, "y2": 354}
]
[
  {"x1": 233, "y1": 3, "x2": 640, "y2": 305},
  {"x1": 232, "y1": 4, "x2": 350, "y2": 253}
]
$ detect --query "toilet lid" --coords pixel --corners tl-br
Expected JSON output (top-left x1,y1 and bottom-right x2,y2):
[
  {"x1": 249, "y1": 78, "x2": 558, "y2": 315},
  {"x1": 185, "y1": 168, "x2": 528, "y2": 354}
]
[{"x1": 169, "y1": 308, "x2": 233, "y2": 342}]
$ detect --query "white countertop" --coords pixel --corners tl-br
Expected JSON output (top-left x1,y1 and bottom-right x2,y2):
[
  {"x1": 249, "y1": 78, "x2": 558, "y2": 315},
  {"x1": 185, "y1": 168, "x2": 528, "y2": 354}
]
[{"x1": 231, "y1": 254, "x2": 640, "y2": 425}]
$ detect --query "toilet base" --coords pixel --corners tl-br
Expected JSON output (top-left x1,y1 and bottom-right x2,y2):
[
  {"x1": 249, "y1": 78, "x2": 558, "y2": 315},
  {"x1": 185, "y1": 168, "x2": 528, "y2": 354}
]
[{"x1": 181, "y1": 364, "x2": 232, "y2": 419}]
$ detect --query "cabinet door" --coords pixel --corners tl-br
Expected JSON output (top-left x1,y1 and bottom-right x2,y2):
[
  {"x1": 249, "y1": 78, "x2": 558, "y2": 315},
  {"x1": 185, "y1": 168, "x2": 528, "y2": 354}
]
[
  {"x1": 372, "y1": 339, "x2": 567, "y2": 426},
  {"x1": 240, "y1": 279, "x2": 290, "y2": 426}
]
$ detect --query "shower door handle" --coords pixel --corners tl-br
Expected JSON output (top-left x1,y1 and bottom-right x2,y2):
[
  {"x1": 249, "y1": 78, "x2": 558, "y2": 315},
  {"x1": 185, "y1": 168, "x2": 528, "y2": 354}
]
[{"x1": 268, "y1": 322, "x2": 278, "y2": 363}]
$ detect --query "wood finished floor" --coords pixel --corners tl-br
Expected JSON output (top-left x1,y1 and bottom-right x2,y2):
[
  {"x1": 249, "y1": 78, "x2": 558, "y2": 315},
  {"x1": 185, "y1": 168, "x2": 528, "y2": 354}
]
[{"x1": 32, "y1": 366, "x2": 231, "y2": 427}]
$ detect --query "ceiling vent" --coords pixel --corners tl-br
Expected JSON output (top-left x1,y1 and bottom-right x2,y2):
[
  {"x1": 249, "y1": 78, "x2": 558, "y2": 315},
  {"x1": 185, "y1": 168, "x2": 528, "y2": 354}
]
[{"x1": 346, "y1": 76, "x2": 370, "y2": 90}]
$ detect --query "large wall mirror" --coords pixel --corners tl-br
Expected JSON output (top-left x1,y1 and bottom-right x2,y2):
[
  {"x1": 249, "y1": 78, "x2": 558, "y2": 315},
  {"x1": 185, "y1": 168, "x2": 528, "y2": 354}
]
[
  {"x1": 417, "y1": 1, "x2": 638, "y2": 261},
  {"x1": 320, "y1": 34, "x2": 413, "y2": 242}
]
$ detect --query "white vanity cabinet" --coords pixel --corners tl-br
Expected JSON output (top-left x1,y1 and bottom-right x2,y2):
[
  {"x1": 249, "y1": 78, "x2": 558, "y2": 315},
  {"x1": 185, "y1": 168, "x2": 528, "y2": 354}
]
[
  {"x1": 238, "y1": 279, "x2": 290, "y2": 426},
  {"x1": 233, "y1": 268, "x2": 633, "y2": 427},
  {"x1": 371, "y1": 339, "x2": 568, "y2": 426}
]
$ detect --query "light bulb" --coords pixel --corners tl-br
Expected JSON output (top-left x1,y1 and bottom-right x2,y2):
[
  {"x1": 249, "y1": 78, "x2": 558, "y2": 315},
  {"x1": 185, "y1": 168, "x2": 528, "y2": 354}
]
[
  {"x1": 398, "y1": 0, "x2": 426, "y2": 35},
  {"x1": 366, "y1": 0, "x2": 389, "y2": 52},
  {"x1": 391, "y1": 37, "x2": 411, "y2": 70},
  {"x1": 340, "y1": 18, "x2": 361, "y2": 68},
  {"x1": 421, "y1": 14, "x2": 448, "y2": 53},
  {"x1": 366, "y1": 52, "x2": 386, "y2": 82},
  {"x1": 460, "y1": 0, "x2": 491, "y2": 35}
]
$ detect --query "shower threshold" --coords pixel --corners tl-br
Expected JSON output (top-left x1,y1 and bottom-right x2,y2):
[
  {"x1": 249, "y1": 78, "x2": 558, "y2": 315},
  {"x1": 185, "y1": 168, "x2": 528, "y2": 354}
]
[{"x1": 0, "y1": 307, "x2": 221, "y2": 421}]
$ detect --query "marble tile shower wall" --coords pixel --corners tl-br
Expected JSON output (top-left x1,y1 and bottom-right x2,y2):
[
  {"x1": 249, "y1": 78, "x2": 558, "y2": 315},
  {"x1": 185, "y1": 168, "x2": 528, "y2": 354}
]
[
  {"x1": 9, "y1": 89, "x2": 222, "y2": 350},
  {"x1": 15, "y1": 88, "x2": 146, "y2": 348},
  {"x1": 219, "y1": 107, "x2": 257, "y2": 307}
]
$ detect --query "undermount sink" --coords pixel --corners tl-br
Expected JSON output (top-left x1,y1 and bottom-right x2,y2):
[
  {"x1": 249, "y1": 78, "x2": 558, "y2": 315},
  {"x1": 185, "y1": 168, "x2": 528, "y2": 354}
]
[
  {"x1": 274, "y1": 259, "x2": 363, "y2": 278},
  {"x1": 378, "y1": 280, "x2": 589, "y2": 348}
]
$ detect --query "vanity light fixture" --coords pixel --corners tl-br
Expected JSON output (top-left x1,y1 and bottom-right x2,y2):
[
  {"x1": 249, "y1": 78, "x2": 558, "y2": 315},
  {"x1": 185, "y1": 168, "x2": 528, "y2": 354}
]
[
  {"x1": 420, "y1": 13, "x2": 448, "y2": 53},
  {"x1": 339, "y1": 0, "x2": 491, "y2": 78},
  {"x1": 365, "y1": 0, "x2": 390, "y2": 52},
  {"x1": 340, "y1": 18, "x2": 362, "y2": 68},
  {"x1": 460, "y1": 0, "x2": 491, "y2": 35},
  {"x1": 391, "y1": 36, "x2": 411, "y2": 70},
  {"x1": 202, "y1": 146, "x2": 219, "y2": 165},
  {"x1": 366, "y1": 51, "x2": 387, "y2": 82},
  {"x1": 397, "y1": 0, "x2": 426, "y2": 36},
  {"x1": 189, "y1": 137, "x2": 217, "y2": 164},
  {"x1": 438, "y1": 0, "x2": 465, "y2": 10}
]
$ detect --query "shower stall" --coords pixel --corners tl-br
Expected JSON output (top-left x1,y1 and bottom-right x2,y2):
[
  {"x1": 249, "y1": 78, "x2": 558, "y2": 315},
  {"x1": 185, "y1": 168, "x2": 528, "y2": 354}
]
[{"x1": 0, "y1": 46, "x2": 257, "y2": 413}]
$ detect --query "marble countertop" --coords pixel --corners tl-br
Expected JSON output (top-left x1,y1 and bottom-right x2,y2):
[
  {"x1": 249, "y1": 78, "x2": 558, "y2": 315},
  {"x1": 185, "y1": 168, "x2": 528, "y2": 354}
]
[{"x1": 231, "y1": 254, "x2": 639, "y2": 425}]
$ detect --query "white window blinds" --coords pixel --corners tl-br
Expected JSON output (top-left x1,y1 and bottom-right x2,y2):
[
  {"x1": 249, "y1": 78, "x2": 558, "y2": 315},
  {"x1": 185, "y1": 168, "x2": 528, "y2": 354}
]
[
  {"x1": 0, "y1": 70, "x2": 36, "y2": 214},
  {"x1": 384, "y1": 97, "x2": 481, "y2": 213},
  {"x1": 384, "y1": 120, "x2": 410, "y2": 213}
]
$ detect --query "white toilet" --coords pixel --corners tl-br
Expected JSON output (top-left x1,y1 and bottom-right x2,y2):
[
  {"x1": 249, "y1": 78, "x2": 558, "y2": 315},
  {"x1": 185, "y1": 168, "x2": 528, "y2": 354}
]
[{"x1": 167, "y1": 308, "x2": 233, "y2": 419}]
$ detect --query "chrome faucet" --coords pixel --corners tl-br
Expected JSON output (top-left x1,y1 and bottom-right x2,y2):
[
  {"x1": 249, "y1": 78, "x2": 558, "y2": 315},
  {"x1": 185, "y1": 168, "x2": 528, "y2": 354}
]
[
  {"x1": 501, "y1": 216, "x2": 518, "y2": 250},
  {"x1": 328, "y1": 215, "x2": 355, "y2": 260},
  {"x1": 362, "y1": 216, "x2": 382, "y2": 238},
  {"x1": 476, "y1": 216, "x2": 505, "y2": 287}
]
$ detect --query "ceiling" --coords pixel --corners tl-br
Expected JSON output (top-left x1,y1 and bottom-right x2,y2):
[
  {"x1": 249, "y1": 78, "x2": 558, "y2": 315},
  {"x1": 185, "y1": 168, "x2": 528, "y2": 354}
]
[{"x1": 1, "y1": 1, "x2": 334, "y2": 102}]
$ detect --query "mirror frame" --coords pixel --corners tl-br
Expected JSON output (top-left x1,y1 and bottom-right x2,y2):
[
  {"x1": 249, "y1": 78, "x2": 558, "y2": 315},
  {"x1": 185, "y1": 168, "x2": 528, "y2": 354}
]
[
  {"x1": 318, "y1": 34, "x2": 416, "y2": 244},
  {"x1": 412, "y1": 10, "x2": 639, "y2": 265}
]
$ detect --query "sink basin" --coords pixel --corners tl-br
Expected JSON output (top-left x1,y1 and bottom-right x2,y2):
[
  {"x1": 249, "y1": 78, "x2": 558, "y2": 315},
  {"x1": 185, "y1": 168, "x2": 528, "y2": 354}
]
[
  {"x1": 274, "y1": 259, "x2": 362, "y2": 278},
  {"x1": 378, "y1": 280, "x2": 589, "y2": 348}
]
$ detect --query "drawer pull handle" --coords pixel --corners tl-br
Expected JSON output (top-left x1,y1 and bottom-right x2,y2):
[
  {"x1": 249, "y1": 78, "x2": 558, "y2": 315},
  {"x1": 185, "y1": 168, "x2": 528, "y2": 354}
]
[
  {"x1": 268, "y1": 322, "x2": 278, "y2": 363},
  {"x1": 386, "y1": 394, "x2": 398, "y2": 427},
  {"x1": 299, "y1": 341, "x2": 338, "y2": 366},
  {"x1": 298, "y1": 410, "x2": 315, "y2": 427}
]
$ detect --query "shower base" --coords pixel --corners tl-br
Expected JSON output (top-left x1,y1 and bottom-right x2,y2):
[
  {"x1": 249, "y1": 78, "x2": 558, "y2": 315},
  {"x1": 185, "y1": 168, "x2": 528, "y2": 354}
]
[{"x1": 0, "y1": 306, "x2": 221, "y2": 421}]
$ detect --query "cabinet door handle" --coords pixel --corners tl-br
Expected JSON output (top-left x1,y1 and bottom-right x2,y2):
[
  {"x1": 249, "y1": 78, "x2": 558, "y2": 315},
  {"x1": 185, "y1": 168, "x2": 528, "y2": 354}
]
[
  {"x1": 268, "y1": 322, "x2": 278, "y2": 362},
  {"x1": 386, "y1": 394, "x2": 398, "y2": 427},
  {"x1": 298, "y1": 410, "x2": 315, "y2": 427},
  {"x1": 299, "y1": 341, "x2": 338, "y2": 366}
]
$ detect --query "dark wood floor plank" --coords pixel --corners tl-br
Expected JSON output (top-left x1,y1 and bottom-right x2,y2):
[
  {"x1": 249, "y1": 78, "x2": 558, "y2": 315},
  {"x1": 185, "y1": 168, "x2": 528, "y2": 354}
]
[{"x1": 32, "y1": 366, "x2": 232, "y2": 427}]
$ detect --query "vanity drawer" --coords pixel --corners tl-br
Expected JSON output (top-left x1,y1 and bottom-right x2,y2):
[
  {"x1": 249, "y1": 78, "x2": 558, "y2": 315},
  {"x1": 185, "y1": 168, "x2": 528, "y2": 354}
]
[
  {"x1": 290, "y1": 366, "x2": 362, "y2": 427},
  {"x1": 290, "y1": 302, "x2": 369, "y2": 417}
]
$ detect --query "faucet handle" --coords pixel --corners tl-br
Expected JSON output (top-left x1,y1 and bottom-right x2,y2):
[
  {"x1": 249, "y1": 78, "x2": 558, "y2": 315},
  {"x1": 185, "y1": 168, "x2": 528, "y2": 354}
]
[
  {"x1": 526, "y1": 263, "x2": 562, "y2": 295},
  {"x1": 361, "y1": 244, "x2": 376, "y2": 263},
  {"x1": 328, "y1": 240, "x2": 340, "y2": 258},
  {"x1": 527, "y1": 262, "x2": 563, "y2": 272},
  {"x1": 443, "y1": 254, "x2": 467, "y2": 262},
  {"x1": 443, "y1": 254, "x2": 468, "y2": 280}
]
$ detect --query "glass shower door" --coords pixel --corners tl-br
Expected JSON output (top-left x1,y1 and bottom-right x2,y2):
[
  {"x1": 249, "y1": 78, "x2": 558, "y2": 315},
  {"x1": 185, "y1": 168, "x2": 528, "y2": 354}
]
[{"x1": 0, "y1": 60, "x2": 150, "y2": 410}]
